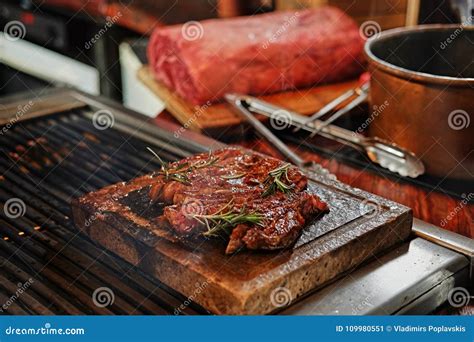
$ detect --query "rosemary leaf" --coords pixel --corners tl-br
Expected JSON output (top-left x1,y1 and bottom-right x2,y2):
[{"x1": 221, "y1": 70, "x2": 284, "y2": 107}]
[
  {"x1": 188, "y1": 201, "x2": 264, "y2": 238},
  {"x1": 262, "y1": 163, "x2": 295, "y2": 197},
  {"x1": 147, "y1": 147, "x2": 168, "y2": 168},
  {"x1": 147, "y1": 147, "x2": 219, "y2": 185}
]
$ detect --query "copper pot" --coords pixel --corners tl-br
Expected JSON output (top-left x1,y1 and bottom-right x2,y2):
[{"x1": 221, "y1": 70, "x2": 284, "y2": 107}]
[{"x1": 364, "y1": 25, "x2": 473, "y2": 180}]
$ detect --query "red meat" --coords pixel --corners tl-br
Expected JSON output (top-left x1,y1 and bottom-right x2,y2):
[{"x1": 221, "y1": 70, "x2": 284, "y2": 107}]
[{"x1": 147, "y1": 6, "x2": 365, "y2": 105}]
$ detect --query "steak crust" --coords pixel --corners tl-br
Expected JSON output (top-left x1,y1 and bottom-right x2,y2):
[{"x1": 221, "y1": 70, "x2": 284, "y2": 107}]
[{"x1": 150, "y1": 147, "x2": 328, "y2": 253}]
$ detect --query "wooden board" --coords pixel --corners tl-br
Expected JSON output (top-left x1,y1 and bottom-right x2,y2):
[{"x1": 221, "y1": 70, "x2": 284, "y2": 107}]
[
  {"x1": 274, "y1": 0, "x2": 418, "y2": 28},
  {"x1": 72, "y1": 150, "x2": 412, "y2": 315},
  {"x1": 137, "y1": 66, "x2": 360, "y2": 137}
]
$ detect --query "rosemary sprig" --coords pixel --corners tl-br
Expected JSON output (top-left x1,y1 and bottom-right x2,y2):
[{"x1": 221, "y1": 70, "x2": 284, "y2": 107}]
[
  {"x1": 147, "y1": 148, "x2": 219, "y2": 184},
  {"x1": 261, "y1": 163, "x2": 295, "y2": 197},
  {"x1": 192, "y1": 152, "x2": 220, "y2": 170},
  {"x1": 147, "y1": 147, "x2": 191, "y2": 184},
  {"x1": 189, "y1": 200, "x2": 264, "y2": 237}
]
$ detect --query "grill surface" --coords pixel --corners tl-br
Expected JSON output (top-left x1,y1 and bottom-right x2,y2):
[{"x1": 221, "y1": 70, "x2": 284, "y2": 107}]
[{"x1": 0, "y1": 102, "x2": 210, "y2": 315}]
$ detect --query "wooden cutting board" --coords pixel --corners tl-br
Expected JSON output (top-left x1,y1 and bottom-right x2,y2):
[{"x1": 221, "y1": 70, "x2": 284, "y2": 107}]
[
  {"x1": 72, "y1": 150, "x2": 412, "y2": 315},
  {"x1": 137, "y1": 66, "x2": 360, "y2": 137}
]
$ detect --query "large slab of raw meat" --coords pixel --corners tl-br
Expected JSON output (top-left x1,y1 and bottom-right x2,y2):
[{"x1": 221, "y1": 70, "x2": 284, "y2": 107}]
[{"x1": 147, "y1": 6, "x2": 365, "y2": 105}]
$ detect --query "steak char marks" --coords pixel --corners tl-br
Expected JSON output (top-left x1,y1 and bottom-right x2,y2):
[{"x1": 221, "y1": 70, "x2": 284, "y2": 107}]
[{"x1": 150, "y1": 148, "x2": 328, "y2": 254}]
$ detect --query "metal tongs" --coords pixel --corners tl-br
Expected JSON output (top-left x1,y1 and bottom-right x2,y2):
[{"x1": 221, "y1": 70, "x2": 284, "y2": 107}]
[
  {"x1": 225, "y1": 94, "x2": 425, "y2": 179},
  {"x1": 295, "y1": 72, "x2": 371, "y2": 137},
  {"x1": 225, "y1": 94, "x2": 338, "y2": 181}
]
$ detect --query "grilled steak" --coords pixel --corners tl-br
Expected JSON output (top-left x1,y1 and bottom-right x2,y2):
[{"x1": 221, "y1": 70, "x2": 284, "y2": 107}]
[
  {"x1": 147, "y1": 6, "x2": 365, "y2": 105},
  {"x1": 150, "y1": 147, "x2": 328, "y2": 253}
]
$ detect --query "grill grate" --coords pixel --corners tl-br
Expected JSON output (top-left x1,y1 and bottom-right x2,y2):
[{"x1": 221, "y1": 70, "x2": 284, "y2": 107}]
[{"x1": 0, "y1": 107, "x2": 208, "y2": 315}]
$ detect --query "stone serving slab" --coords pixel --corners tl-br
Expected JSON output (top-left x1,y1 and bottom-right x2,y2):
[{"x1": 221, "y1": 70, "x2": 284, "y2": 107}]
[{"x1": 72, "y1": 155, "x2": 412, "y2": 315}]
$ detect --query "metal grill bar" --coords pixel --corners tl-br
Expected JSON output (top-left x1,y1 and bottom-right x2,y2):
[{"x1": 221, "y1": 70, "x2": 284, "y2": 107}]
[
  {"x1": 27, "y1": 123, "x2": 133, "y2": 183},
  {"x1": 0, "y1": 108, "x2": 207, "y2": 315}
]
